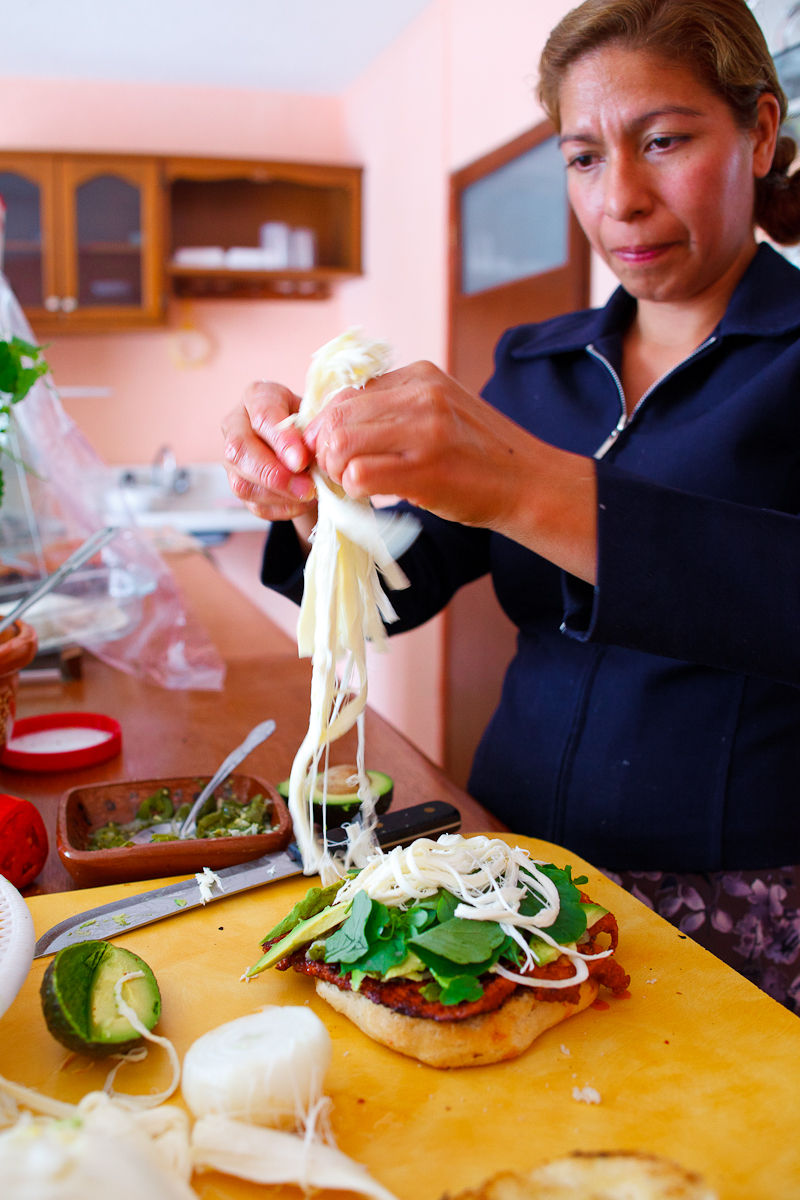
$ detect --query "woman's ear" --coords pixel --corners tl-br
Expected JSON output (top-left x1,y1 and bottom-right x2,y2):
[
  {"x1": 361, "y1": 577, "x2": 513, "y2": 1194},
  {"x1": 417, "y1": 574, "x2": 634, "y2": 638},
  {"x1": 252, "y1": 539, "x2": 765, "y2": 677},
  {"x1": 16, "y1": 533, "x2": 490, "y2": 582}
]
[{"x1": 752, "y1": 93, "x2": 782, "y2": 179}]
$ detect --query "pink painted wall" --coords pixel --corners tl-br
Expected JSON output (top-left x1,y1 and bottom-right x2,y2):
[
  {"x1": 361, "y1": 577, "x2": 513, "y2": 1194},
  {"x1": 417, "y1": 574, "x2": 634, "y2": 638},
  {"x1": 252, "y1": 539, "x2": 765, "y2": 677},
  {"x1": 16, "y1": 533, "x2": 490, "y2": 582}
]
[
  {"x1": 0, "y1": 76, "x2": 349, "y2": 161},
  {"x1": 0, "y1": 75, "x2": 350, "y2": 466},
  {"x1": 0, "y1": 4, "x2": 600, "y2": 767},
  {"x1": 335, "y1": 0, "x2": 581, "y2": 766}
]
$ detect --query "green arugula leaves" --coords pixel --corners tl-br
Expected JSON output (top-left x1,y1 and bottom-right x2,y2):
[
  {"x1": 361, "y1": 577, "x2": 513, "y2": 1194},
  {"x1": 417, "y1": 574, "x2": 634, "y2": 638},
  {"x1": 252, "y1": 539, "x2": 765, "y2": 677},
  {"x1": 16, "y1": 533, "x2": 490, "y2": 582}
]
[
  {"x1": 519, "y1": 863, "x2": 589, "y2": 945},
  {"x1": 305, "y1": 863, "x2": 593, "y2": 1008},
  {"x1": 324, "y1": 890, "x2": 373, "y2": 964},
  {"x1": 410, "y1": 916, "x2": 505, "y2": 964}
]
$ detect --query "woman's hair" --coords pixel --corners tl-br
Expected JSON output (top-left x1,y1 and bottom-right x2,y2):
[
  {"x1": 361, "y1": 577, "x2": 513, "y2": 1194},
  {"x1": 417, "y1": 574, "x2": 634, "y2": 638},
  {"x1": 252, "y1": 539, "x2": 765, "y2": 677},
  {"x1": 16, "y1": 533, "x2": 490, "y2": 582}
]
[{"x1": 538, "y1": 0, "x2": 800, "y2": 244}]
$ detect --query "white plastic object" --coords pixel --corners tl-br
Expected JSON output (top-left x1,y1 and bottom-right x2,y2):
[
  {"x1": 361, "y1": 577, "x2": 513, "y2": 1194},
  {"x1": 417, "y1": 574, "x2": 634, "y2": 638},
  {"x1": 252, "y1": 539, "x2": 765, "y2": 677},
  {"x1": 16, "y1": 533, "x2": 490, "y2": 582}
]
[
  {"x1": 172, "y1": 246, "x2": 225, "y2": 268},
  {"x1": 258, "y1": 222, "x2": 290, "y2": 268},
  {"x1": 0, "y1": 874, "x2": 35, "y2": 1019},
  {"x1": 288, "y1": 228, "x2": 316, "y2": 270}
]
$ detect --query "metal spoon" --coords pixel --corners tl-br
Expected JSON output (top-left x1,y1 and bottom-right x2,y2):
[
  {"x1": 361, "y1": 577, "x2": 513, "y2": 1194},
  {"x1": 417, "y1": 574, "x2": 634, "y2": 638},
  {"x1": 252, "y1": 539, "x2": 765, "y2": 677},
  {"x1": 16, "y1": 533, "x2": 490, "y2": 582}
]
[
  {"x1": 0, "y1": 526, "x2": 117, "y2": 638},
  {"x1": 131, "y1": 718, "x2": 277, "y2": 844}
]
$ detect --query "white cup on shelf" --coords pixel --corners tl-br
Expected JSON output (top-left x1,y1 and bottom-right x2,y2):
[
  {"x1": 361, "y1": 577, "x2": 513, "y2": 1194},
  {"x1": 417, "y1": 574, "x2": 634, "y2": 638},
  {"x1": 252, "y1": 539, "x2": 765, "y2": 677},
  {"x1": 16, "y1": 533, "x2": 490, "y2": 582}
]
[
  {"x1": 258, "y1": 222, "x2": 290, "y2": 269},
  {"x1": 288, "y1": 227, "x2": 316, "y2": 270}
]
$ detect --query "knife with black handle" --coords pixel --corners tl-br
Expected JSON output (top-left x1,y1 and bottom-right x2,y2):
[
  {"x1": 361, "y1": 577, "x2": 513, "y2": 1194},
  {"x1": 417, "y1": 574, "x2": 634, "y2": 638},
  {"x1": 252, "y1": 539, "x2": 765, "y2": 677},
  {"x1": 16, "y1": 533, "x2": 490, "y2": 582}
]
[{"x1": 33, "y1": 801, "x2": 462, "y2": 959}]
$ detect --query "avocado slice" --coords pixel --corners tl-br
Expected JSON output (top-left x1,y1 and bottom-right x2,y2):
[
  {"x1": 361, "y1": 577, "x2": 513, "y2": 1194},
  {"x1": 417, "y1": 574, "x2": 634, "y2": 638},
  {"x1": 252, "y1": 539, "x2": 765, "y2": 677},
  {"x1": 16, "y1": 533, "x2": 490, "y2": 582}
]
[
  {"x1": 41, "y1": 941, "x2": 161, "y2": 1057},
  {"x1": 276, "y1": 765, "x2": 393, "y2": 822},
  {"x1": 246, "y1": 901, "x2": 351, "y2": 978},
  {"x1": 527, "y1": 937, "x2": 562, "y2": 967},
  {"x1": 581, "y1": 902, "x2": 609, "y2": 927}
]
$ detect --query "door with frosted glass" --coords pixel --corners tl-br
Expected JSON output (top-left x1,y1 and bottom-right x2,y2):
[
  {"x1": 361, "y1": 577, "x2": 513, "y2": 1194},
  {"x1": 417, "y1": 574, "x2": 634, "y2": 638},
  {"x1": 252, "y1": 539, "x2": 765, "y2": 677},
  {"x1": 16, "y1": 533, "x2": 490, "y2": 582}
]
[
  {"x1": 0, "y1": 154, "x2": 58, "y2": 325},
  {"x1": 58, "y1": 157, "x2": 164, "y2": 330},
  {"x1": 445, "y1": 120, "x2": 590, "y2": 788}
]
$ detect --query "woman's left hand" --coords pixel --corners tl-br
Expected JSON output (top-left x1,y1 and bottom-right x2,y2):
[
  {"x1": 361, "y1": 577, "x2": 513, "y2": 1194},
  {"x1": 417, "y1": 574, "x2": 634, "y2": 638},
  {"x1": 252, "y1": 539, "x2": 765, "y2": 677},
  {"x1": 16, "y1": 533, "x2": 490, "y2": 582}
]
[
  {"x1": 306, "y1": 362, "x2": 531, "y2": 526},
  {"x1": 304, "y1": 361, "x2": 599, "y2": 582}
]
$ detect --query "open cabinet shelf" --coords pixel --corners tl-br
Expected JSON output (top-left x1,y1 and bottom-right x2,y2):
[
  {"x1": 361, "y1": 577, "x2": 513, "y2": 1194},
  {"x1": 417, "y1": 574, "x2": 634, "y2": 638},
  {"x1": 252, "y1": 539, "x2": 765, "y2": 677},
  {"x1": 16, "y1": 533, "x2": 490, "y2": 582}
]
[{"x1": 0, "y1": 151, "x2": 363, "y2": 335}]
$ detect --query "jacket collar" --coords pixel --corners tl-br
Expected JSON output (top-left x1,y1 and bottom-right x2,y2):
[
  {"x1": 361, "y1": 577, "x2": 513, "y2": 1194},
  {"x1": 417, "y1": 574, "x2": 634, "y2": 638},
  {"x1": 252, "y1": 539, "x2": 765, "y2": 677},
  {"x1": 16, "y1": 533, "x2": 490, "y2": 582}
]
[{"x1": 510, "y1": 243, "x2": 800, "y2": 361}]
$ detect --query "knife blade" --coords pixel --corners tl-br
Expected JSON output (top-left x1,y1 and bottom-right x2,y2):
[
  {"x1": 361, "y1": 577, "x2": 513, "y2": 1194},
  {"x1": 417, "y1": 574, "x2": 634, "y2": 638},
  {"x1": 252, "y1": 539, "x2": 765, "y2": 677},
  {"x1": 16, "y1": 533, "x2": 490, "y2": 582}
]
[{"x1": 34, "y1": 801, "x2": 461, "y2": 958}]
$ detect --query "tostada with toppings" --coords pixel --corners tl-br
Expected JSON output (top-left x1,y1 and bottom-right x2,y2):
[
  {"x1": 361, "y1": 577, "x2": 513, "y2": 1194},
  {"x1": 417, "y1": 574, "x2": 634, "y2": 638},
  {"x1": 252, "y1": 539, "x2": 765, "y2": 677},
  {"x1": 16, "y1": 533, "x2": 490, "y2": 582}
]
[{"x1": 245, "y1": 834, "x2": 629, "y2": 1068}]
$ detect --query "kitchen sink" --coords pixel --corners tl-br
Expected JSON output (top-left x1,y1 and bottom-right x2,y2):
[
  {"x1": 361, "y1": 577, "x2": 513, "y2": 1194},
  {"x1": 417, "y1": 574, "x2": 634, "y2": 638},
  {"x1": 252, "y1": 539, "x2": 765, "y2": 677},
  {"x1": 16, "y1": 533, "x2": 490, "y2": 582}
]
[{"x1": 103, "y1": 463, "x2": 269, "y2": 536}]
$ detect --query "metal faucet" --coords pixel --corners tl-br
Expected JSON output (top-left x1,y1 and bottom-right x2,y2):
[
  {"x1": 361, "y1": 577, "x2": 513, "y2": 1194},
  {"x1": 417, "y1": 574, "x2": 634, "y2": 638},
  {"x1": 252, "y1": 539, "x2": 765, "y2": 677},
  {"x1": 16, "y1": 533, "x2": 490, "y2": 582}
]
[{"x1": 150, "y1": 445, "x2": 190, "y2": 493}]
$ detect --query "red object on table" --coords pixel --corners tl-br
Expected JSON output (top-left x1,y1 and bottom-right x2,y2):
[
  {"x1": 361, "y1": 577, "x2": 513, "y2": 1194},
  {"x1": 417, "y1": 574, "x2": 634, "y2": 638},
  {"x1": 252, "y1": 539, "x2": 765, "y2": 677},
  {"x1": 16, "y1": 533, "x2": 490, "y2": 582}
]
[
  {"x1": 0, "y1": 793, "x2": 48, "y2": 888},
  {"x1": 1, "y1": 712, "x2": 122, "y2": 773}
]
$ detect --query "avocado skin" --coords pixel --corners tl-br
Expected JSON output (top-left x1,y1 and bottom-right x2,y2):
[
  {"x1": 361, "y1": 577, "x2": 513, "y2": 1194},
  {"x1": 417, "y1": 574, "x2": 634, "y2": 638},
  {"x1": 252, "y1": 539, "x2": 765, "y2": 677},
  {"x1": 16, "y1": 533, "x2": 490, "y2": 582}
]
[{"x1": 40, "y1": 942, "x2": 161, "y2": 1058}]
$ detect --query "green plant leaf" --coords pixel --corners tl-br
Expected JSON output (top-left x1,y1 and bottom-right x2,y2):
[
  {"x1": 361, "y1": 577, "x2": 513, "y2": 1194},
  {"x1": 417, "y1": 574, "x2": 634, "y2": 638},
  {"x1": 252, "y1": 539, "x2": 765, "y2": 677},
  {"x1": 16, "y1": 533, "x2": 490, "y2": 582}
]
[
  {"x1": 533, "y1": 864, "x2": 588, "y2": 945},
  {"x1": 439, "y1": 975, "x2": 485, "y2": 1005},
  {"x1": 436, "y1": 890, "x2": 459, "y2": 924},
  {"x1": 348, "y1": 932, "x2": 407, "y2": 976},
  {"x1": 324, "y1": 890, "x2": 373, "y2": 964},
  {"x1": 0, "y1": 337, "x2": 48, "y2": 404},
  {"x1": 411, "y1": 917, "x2": 505, "y2": 964},
  {"x1": 412, "y1": 943, "x2": 502, "y2": 980}
]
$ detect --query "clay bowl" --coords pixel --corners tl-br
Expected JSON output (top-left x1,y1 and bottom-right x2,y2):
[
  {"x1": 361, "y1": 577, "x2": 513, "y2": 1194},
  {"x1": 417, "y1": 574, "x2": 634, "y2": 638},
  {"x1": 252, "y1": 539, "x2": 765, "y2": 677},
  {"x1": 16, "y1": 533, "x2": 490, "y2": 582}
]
[
  {"x1": 57, "y1": 774, "x2": 292, "y2": 887},
  {"x1": 0, "y1": 621, "x2": 38, "y2": 752}
]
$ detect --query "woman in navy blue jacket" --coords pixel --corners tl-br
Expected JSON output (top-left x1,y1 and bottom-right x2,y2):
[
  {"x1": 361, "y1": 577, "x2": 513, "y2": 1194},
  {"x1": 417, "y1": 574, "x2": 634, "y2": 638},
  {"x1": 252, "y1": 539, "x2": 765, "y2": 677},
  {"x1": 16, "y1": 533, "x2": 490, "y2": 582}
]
[{"x1": 224, "y1": 0, "x2": 800, "y2": 1008}]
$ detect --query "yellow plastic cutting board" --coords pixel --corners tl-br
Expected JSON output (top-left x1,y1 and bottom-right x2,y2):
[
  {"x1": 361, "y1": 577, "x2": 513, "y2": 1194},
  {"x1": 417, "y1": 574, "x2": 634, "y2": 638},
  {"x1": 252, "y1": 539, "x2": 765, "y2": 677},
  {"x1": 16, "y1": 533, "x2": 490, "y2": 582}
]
[{"x1": 3, "y1": 835, "x2": 800, "y2": 1200}]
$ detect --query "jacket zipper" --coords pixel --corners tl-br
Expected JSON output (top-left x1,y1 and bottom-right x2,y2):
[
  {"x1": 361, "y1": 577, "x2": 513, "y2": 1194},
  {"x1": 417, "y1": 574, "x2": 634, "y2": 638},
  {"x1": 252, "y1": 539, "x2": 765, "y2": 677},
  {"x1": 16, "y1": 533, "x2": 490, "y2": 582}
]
[{"x1": 588, "y1": 336, "x2": 717, "y2": 459}]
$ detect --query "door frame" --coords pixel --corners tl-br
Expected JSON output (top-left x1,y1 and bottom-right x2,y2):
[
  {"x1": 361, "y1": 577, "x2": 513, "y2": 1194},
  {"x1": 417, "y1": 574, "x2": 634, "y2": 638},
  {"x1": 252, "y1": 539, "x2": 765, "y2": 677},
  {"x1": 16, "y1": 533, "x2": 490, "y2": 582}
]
[
  {"x1": 448, "y1": 118, "x2": 590, "y2": 369},
  {"x1": 443, "y1": 120, "x2": 590, "y2": 787}
]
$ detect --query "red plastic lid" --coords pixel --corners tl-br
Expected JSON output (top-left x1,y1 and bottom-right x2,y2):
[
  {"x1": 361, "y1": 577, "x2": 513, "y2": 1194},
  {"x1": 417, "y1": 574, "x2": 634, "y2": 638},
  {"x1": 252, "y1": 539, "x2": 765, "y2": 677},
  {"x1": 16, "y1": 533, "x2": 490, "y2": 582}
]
[{"x1": 2, "y1": 712, "x2": 122, "y2": 772}]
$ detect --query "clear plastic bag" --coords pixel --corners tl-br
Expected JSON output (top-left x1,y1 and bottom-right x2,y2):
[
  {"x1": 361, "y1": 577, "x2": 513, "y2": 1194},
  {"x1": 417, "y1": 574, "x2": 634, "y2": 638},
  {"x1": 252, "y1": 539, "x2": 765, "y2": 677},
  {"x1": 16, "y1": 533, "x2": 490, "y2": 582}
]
[{"x1": 0, "y1": 271, "x2": 225, "y2": 691}]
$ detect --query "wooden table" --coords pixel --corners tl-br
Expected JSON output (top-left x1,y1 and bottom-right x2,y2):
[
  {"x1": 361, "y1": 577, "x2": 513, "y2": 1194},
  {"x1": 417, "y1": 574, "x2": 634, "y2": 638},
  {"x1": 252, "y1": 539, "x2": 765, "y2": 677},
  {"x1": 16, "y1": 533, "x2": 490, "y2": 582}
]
[{"x1": 7, "y1": 551, "x2": 504, "y2": 894}]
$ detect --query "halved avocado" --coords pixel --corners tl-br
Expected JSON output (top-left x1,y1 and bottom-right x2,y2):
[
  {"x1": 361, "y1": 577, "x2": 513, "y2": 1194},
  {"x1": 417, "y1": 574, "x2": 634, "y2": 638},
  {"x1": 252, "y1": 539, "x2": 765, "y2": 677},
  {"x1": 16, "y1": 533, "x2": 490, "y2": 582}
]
[
  {"x1": 276, "y1": 764, "x2": 393, "y2": 822},
  {"x1": 41, "y1": 940, "x2": 161, "y2": 1057}
]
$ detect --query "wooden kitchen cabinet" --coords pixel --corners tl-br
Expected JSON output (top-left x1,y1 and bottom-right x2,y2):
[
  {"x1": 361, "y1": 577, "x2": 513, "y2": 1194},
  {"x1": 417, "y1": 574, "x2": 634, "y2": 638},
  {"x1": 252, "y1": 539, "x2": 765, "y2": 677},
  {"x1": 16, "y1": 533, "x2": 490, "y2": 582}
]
[
  {"x1": 0, "y1": 150, "x2": 362, "y2": 334},
  {"x1": 165, "y1": 156, "x2": 362, "y2": 301},
  {"x1": 0, "y1": 151, "x2": 164, "y2": 336}
]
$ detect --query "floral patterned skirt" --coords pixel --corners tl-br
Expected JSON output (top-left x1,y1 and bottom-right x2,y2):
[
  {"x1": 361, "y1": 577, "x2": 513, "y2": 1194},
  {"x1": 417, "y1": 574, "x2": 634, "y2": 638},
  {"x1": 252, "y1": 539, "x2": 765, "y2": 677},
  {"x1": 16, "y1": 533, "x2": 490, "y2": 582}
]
[{"x1": 602, "y1": 866, "x2": 800, "y2": 1015}]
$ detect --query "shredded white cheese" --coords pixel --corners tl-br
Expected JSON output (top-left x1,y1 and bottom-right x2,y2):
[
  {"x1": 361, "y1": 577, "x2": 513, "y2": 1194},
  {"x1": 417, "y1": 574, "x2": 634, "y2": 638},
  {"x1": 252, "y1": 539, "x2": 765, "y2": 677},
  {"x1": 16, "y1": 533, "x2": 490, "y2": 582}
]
[
  {"x1": 572, "y1": 1085, "x2": 602, "y2": 1105},
  {"x1": 335, "y1": 833, "x2": 613, "y2": 991},
  {"x1": 287, "y1": 329, "x2": 418, "y2": 881},
  {"x1": 104, "y1": 973, "x2": 181, "y2": 1110},
  {"x1": 195, "y1": 867, "x2": 226, "y2": 905}
]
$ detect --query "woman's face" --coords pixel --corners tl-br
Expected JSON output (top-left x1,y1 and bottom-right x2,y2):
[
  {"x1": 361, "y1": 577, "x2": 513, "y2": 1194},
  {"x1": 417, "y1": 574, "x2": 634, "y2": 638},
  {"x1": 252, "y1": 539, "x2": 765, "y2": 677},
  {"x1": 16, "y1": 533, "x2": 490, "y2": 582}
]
[{"x1": 558, "y1": 45, "x2": 779, "y2": 303}]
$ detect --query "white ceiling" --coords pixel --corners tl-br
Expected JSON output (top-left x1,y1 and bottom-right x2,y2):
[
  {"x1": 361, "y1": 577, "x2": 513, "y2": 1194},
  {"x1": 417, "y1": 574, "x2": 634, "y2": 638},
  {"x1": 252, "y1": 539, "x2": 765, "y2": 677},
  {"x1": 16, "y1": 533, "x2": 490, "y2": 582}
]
[{"x1": 0, "y1": 0, "x2": 434, "y2": 94}]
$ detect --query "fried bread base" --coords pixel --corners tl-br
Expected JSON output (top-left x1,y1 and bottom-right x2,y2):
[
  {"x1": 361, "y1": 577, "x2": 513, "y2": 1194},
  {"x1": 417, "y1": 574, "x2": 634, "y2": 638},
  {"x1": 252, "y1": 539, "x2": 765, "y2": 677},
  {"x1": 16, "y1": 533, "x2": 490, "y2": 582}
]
[
  {"x1": 445, "y1": 1151, "x2": 717, "y2": 1199},
  {"x1": 316, "y1": 977, "x2": 598, "y2": 1068}
]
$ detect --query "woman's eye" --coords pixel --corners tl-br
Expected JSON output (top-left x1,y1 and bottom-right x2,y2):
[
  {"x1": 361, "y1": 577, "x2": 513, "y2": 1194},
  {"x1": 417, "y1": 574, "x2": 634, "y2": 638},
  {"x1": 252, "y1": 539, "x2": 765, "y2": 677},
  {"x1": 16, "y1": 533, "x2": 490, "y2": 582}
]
[
  {"x1": 569, "y1": 153, "x2": 599, "y2": 170},
  {"x1": 646, "y1": 135, "x2": 686, "y2": 152}
]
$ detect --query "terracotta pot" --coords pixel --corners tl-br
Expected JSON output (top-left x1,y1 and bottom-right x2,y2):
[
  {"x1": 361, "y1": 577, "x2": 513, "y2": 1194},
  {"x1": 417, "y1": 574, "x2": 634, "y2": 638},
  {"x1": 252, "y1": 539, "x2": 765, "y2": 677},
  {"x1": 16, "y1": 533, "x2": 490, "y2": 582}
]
[{"x1": 0, "y1": 621, "x2": 38, "y2": 752}]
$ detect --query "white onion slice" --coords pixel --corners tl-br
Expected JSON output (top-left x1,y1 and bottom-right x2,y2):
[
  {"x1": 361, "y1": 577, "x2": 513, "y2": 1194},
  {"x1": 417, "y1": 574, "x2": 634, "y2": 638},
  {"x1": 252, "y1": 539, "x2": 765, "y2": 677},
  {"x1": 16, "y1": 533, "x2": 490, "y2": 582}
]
[
  {"x1": 192, "y1": 1114, "x2": 400, "y2": 1200},
  {"x1": 181, "y1": 1006, "x2": 331, "y2": 1129}
]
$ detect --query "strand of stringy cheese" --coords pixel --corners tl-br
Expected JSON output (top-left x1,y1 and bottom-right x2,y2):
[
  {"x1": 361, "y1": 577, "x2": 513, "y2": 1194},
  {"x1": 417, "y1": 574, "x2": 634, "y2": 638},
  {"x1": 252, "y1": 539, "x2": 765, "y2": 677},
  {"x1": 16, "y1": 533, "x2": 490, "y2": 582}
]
[
  {"x1": 283, "y1": 329, "x2": 418, "y2": 882},
  {"x1": 335, "y1": 834, "x2": 614, "y2": 990}
]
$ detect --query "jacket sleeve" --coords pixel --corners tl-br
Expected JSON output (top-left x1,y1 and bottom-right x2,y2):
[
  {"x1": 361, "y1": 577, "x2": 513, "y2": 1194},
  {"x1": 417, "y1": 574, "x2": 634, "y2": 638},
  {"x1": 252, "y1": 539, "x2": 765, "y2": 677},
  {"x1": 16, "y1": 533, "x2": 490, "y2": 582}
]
[
  {"x1": 261, "y1": 504, "x2": 492, "y2": 634},
  {"x1": 561, "y1": 459, "x2": 800, "y2": 684}
]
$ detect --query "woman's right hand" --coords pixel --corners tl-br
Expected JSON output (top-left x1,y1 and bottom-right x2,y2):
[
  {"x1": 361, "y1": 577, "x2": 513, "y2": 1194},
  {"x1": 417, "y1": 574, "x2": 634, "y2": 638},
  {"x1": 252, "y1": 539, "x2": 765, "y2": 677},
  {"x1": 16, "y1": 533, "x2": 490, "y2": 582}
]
[{"x1": 222, "y1": 381, "x2": 317, "y2": 525}]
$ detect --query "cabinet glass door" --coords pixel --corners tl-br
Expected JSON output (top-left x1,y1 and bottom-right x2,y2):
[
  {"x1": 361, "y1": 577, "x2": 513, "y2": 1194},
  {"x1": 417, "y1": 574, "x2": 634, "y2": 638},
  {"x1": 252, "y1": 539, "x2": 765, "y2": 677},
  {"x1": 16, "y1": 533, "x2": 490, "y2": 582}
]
[
  {"x1": 76, "y1": 174, "x2": 142, "y2": 307},
  {"x1": 59, "y1": 156, "x2": 163, "y2": 328},
  {"x1": 0, "y1": 172, "x2": 44, "y2": 307}
]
